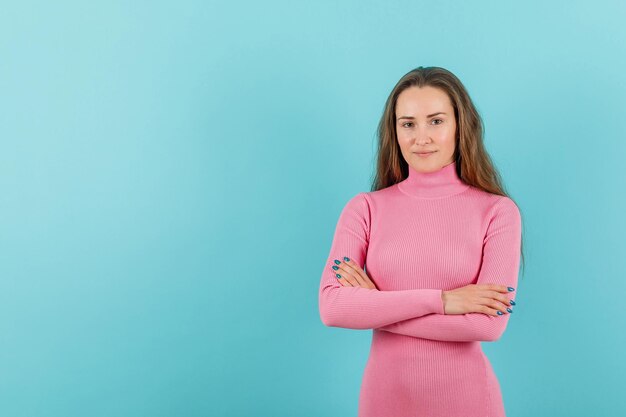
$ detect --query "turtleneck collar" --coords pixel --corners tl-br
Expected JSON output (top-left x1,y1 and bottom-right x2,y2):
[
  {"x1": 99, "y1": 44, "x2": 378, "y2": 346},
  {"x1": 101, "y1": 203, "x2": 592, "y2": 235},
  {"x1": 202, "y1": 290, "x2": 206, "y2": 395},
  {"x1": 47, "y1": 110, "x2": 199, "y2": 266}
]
[{"x1": 397, "y1": 160, "x2": 470, "y2": 198}]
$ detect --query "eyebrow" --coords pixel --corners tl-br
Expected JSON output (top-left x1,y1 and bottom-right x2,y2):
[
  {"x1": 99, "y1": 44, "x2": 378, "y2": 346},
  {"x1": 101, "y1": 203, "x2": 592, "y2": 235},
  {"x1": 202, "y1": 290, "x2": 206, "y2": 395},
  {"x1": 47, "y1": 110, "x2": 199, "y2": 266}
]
[{"x1": 397, "y1": 112, "x2": 447, "y2": 120}]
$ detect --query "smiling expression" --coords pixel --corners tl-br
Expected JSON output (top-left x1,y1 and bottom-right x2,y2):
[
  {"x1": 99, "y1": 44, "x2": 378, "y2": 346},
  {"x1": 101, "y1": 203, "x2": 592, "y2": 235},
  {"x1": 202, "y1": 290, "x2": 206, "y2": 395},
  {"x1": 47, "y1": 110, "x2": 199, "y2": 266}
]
[{"x1": 395, "y1": 85, "x2": 457, "y2": 172}]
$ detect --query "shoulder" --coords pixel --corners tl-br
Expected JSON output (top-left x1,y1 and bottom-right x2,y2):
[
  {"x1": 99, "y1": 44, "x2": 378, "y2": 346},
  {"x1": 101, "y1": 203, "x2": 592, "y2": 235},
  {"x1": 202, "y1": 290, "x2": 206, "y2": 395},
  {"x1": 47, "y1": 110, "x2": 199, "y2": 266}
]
[
  {"x1": 464, "y1": 185, "x2": 520, "y2": 213},
  {"x1": 344, "y1": 189, "x2": 394, "y2": 218},
  {"x1": 335, "y1": 192, "x2": 372, "y2": 238},
  {"x1": 343, "y1": 191, "x2": 368, "y2": 205},
  {"x1": 486, "y1": 195, "x2": 522, "y2": 230},
  {"x1": 493, "y1": 195, "x2": 521, "y2": 216},
  {"x1": 341, "y1": 192, "x2": 372, "y2": 217},
  {"x1": 356, "y1": 183, "x2": 403, "y2": 209}
]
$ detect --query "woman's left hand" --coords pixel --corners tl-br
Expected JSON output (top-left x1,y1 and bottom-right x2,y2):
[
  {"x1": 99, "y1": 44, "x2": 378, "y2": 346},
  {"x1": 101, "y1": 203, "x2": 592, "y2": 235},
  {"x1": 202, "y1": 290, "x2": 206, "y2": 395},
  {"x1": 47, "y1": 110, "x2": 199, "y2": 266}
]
[{"x1": 331, "y1": 257, "x2": 379, "y2": 290}]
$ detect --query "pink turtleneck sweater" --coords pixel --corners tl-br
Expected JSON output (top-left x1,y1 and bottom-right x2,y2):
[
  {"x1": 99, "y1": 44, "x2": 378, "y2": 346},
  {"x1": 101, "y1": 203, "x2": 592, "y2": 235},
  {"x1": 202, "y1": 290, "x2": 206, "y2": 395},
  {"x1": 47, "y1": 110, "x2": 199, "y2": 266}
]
[{"x1": 319, "y1": 160, "x2": 521, "y2": 417}]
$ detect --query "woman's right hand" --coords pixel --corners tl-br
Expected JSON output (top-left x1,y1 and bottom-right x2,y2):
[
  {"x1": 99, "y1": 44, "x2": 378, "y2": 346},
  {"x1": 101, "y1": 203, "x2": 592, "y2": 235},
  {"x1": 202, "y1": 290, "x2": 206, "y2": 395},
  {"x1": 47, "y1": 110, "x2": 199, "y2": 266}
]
[{"x1": 442, "y1": 284, "x2": 515, "y2": 316}]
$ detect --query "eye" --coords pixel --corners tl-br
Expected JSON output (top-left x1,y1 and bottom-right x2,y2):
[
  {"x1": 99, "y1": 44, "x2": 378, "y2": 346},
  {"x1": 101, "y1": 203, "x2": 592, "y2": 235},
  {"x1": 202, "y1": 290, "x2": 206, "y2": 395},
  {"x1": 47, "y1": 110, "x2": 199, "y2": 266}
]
[
  {"x1": 432, "y1": 119, "x2": 443, "y2": 125},
  {"x1": 401, "y1": 122, "x2": 413, "y2": 128}
]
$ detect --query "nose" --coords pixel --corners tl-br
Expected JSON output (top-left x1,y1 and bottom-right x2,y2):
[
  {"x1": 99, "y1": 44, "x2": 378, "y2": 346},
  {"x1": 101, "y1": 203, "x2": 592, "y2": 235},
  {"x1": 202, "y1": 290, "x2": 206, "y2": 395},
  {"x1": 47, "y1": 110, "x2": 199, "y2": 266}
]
[
  {"x1": 409, "y1": 124, "x2": 431, "y2": 144},
  {"x1": 414, "y1": 131, "x2": 432, "y2": 145}
]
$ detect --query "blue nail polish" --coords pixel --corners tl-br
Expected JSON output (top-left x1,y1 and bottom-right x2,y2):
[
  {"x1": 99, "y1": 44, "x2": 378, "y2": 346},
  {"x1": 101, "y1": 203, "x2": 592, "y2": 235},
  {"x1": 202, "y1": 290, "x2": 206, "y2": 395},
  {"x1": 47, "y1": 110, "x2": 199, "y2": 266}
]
[
  {"x1": 510, "y1": 300, "x2": 516, "y2": 305},
  {"x1": 506, "y1": 308, "x2": 513, "y2": 313},
  {"x1": 497, "y1": 311, "x2": 503, "y2": 315},
  {"x1": 332, "y1": 266, "x2": 339, "y2": 270},
  {"x1": 507, "y1": 287, "x2": 515, "y2": 292},
  {"x1": 335, "y1": 274, "x2": 341, "y2": 279},
  {"x1": 343, "y1": 257, "x2": 350, "y2": 261},
  {"x1": 334, "y1": 259, "x2": 341, "y2": 265}
]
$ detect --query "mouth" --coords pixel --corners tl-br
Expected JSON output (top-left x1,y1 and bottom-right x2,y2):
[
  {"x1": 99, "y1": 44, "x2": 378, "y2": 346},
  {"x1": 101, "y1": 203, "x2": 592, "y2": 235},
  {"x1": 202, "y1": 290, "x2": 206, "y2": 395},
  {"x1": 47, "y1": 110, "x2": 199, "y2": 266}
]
[{"x1": 413, "y1": 151, "x2": 437, "y2": 157}]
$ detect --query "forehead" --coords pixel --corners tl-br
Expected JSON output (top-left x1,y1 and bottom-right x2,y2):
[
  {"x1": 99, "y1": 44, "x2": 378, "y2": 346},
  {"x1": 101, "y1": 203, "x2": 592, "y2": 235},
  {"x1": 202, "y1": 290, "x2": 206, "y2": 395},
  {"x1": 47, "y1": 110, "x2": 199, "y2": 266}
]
[{"x1": 395, "y1": 86, "x2": 453, "y2": 115}]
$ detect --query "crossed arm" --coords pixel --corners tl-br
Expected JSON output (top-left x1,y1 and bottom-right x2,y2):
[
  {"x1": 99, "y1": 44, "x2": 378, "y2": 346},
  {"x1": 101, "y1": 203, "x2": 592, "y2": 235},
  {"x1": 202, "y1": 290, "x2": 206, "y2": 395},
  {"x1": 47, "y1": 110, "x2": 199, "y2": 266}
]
[
  {"x1": 318, "y1": 193, "x2": 445, "y2": 329},
  {"x1": 318, "y1": 193, "x2": 522, "y2": 342}
]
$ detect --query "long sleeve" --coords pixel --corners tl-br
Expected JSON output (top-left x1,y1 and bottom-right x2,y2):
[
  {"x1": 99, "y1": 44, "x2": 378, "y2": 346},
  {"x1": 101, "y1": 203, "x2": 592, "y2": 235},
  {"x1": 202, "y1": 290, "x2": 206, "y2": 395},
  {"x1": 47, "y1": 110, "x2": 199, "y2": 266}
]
[
  {"x1": 377, "y1": 196, "x2": 522, "y2": 342},
  {"x1": 319, "y1": 192, "x2": 445, "y2": 329}
]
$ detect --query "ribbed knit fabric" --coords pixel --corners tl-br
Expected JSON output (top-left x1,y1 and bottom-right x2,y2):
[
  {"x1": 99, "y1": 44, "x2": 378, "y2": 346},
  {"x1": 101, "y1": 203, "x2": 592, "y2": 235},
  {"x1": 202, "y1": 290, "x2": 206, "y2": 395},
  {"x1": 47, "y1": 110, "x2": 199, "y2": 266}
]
[{"x1": 319, "y1": 160, "x2": 522, "y2": 417}]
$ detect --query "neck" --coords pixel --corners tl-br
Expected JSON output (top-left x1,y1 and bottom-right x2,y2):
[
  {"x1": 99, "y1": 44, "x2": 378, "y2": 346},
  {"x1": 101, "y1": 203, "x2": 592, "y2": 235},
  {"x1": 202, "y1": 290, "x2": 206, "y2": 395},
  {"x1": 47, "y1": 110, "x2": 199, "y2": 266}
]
[{"x1": 398, "y1": 160, "x2": 470, "y2": 198}]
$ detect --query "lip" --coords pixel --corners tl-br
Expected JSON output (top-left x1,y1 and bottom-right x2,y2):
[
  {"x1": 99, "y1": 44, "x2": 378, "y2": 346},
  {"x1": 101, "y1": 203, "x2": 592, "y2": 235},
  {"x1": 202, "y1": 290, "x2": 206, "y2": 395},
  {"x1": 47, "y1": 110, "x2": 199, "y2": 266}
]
[{"x1": 413, "y1": 151, "x2": 437, "y2": 157}]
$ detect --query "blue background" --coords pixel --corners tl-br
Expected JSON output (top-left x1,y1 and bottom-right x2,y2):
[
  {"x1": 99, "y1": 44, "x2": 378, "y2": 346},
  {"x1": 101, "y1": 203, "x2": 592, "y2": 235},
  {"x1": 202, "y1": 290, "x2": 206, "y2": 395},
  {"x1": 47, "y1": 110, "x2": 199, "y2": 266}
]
[{"x1": 1, "y1": 1, "x2": 625, "y2": 416}]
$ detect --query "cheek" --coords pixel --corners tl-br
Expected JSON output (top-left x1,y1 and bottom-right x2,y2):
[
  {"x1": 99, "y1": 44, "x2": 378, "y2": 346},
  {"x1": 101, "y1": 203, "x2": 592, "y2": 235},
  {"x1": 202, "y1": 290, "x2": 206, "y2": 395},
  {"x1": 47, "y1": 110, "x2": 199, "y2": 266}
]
[
  {"x1": 396, "y1": 133, "x2": 411, "y2": 147},
  {"x1": 443, "y1": 137, "x2": 457, "y2": 156},
  {"x1": 438, "y1": 129, "x2": 456, "y2": 146}
]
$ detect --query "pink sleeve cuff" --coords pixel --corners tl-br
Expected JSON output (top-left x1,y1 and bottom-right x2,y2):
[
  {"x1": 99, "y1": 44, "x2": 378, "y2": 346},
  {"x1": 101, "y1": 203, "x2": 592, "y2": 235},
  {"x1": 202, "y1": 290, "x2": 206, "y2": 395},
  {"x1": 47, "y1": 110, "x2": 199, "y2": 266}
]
[{"x1": 409, "y1": 288, "x2": 445, "y2": 316}]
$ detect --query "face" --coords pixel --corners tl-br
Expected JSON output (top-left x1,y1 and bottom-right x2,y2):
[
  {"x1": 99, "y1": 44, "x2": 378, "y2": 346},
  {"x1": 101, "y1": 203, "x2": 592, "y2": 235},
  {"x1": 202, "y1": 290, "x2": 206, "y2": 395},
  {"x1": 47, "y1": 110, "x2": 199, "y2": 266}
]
[{"x1": 395, "y1": 85, "x2": 457, "y2": 173}]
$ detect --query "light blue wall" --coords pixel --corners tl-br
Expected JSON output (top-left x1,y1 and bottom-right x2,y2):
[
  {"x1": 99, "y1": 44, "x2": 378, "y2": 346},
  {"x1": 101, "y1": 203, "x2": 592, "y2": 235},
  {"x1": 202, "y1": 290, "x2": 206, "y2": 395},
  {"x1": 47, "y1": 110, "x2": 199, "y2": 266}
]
[{"x1": 1, "y1": 1, "x2": 624, "y2": 416}]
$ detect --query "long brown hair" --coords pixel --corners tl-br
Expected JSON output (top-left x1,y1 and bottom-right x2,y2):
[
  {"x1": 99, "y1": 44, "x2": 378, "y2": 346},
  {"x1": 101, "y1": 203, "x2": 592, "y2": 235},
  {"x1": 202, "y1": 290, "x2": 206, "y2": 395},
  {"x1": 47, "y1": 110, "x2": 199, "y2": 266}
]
[{"x1": 371, "y1": 66, "x2": 525, "y2": 277}]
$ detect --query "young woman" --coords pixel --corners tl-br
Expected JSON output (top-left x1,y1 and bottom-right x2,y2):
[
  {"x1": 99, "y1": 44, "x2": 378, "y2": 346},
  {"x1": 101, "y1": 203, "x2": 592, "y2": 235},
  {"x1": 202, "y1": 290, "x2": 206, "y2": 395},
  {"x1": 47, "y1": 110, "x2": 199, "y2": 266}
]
[{"x1": 319, "y1": 66, "x2": 524, "y2": 417}]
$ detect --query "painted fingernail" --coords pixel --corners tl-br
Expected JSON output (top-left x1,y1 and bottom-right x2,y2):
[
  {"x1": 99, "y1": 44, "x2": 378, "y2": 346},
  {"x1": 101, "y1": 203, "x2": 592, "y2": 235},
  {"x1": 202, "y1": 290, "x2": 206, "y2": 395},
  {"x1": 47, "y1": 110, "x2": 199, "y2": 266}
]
[
  {"x1": 334, "y1": 259, "x2": 341, "y2": 265},
  {"x1": 335, "y1": 274, "x2": 341, "y2": 279},
  {"x1": 510, "y1": 300, "x2": 516, "y2": 305},
  {"x1": 507, "y1": 287, "x2": 515, "y2": 291},
  {"x1": 506, "y1": 308, "x2": 513, "y2": 313},
  {"x1": 497, "y1": 311, "x2": 503, "y2": 315},
  {"x1": 343, "y1": 257, "x2": 350, "y2": 261},
  {"x1": 332, "y1": 266, "x2": 339, "y2": 270}
]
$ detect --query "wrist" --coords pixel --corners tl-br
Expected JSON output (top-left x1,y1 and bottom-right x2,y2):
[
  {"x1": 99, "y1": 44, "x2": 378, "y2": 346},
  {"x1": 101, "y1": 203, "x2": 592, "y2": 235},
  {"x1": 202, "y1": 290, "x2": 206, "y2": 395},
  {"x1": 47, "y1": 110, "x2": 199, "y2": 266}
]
[{"x1": 441, "y1": 290, "x2": 447, "y2": 314}]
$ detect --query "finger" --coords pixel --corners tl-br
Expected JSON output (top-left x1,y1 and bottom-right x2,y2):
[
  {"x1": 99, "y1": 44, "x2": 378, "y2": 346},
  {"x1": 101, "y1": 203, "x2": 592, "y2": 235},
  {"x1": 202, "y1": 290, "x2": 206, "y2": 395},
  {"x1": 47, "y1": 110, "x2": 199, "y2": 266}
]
[
  {"x1": 332, "y1": 260, "x2": 362, "y2": 287},
  {"x1": 486, "y1": 290, "x2": 513, "y2": 307},
  {"x1": 351, "y1": 260, "x2": 376, "y2": 289},
  {"x1": 481, "y1": 283, "x2": 515, "y2": 294},
  {"x1": 478, "y1": 304, "x2": 505, "y2": 317},
  {"x1": 342, "y1": 258, "x2": 376, "y2": 289},
  {"x1": 341, "y1": 270, "x2": 361, "y2": 287},
  {"x1": 331, "y1": 261, "x2": 352, "y2": 286},
  {"x1": 338, "y1": 276, "x2": 352, "y2": 286},
  {"x1": 335, "y1": 272, "x2": 352, "y2": 286},
  {"x1": 478, "y1": 283, "x2": 507, "y2": 293},
  {"x1": 481, "y1": 297, "x2": 510, "y2": 315},
  {"x1": 336, "y1": 258, "x2": 369, "y2": 288}
]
